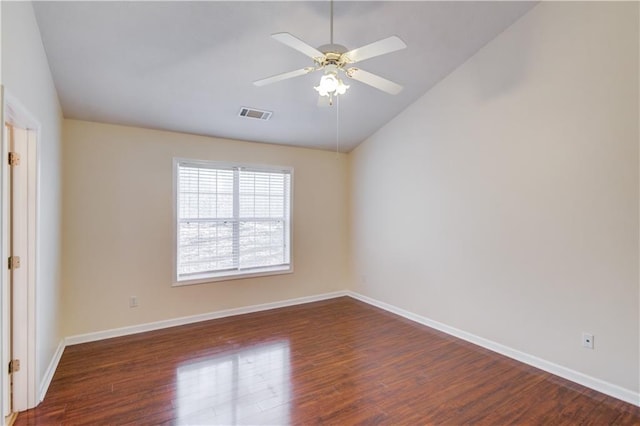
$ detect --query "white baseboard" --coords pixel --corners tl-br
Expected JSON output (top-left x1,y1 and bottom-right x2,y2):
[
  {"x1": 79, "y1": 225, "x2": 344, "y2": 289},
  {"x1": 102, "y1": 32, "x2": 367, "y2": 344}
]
[
  {"x1": 39, "y1": 339, "x2": 65, "y2": 403},
  {"x1": 347, "y1": 291, "x2": 640, "y2": 407},
  {"x1": 65, "y1": 290, "x2": 348, "y2": 346}
]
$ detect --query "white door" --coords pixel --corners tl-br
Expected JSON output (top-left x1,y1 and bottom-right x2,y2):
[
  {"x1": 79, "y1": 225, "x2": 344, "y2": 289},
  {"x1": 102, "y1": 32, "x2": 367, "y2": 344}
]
[
  {"x1": 5, "y1": 123, "x2": 30, "y2": 414},
  {"x1": 2, "y1": 92, "x2": 39, "y2": 420}
]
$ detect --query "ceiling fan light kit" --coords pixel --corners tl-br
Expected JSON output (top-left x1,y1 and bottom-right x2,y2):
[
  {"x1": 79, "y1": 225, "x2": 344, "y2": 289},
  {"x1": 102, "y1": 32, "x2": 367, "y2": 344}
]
[
  {"x1": 253, "y1": 1, "x2": 407, "y2": 106},
  {"x1": 314, "y1": 64, "x2": 349, "y2": 105}
]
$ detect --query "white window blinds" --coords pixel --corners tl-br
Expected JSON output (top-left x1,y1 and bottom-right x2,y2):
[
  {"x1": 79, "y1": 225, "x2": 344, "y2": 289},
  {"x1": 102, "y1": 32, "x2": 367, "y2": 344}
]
[{"x1": 176, "y1": 160, "x2": 292, "y2": 283}]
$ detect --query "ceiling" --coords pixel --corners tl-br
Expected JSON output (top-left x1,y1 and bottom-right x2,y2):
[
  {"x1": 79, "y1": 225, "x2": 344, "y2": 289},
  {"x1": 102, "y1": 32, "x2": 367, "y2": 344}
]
[{"x1": 33, "y1": 1, "x2": 536, "y2": 152}]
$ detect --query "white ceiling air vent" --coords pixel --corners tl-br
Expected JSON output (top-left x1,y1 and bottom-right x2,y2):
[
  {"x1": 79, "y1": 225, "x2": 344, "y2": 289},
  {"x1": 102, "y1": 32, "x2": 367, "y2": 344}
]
[{"x1": 238, "y1": 107, "x2": 272, "y2": 121}]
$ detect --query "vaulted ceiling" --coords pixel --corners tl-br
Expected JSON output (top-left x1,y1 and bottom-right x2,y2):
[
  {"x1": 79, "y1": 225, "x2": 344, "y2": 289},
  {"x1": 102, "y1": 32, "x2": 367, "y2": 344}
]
[{"x1": 33, "y1": 1, "x2": 536, "y2": 152}]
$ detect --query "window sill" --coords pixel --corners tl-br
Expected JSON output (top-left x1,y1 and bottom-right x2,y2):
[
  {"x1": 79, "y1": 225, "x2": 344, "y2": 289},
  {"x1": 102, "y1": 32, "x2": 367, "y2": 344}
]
[{"x1": 173, "y1": 266, "x2": 293, "y2": 286}]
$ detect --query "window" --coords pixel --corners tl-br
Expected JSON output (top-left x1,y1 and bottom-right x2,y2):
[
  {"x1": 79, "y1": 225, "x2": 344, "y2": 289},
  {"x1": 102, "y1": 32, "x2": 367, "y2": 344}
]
[{"x1": 174, "y1": 159, "x2": 292, "y2": 284}]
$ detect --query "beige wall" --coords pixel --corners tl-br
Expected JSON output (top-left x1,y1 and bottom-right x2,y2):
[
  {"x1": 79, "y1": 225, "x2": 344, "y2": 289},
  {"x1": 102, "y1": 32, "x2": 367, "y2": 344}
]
[
  {"x1": 349, "y1": 1, "x2": 639, "y2": 393},
  {"x1": 62, "y1": 119, "x2": 349, "y2": 336},
  {"x1": 2, "y1": 1, "x2": 64, "y2": 395}
]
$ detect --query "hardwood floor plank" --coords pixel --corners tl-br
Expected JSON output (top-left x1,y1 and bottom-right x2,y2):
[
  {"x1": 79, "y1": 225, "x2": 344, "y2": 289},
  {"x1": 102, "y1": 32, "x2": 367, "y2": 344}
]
[{"x1": 16, "y1": 297, "x2": 639, "y2": 425}]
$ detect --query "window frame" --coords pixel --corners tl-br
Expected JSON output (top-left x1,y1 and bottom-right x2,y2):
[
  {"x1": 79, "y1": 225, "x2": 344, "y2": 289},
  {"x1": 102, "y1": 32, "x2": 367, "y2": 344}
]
[{"x1": 172, "y1": 158, "x2": 294, "y2": 286}]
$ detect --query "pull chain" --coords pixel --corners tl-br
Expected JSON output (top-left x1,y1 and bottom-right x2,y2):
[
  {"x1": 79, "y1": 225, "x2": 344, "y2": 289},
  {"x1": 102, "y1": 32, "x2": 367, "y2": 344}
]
[{"x1": 336, "y1": 94, "x2": 340, "y2": 156}]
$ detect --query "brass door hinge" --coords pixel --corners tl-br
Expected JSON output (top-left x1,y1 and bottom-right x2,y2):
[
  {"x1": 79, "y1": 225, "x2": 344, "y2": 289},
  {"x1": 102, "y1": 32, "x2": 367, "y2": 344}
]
[
  {"x1": 8, "y1": 359, "x2": 20, "y2": 374},
  {"x1": 8, "y1": 152, "x2": 20, "y2": 166},
  {"x1": 8, "y1": 256, "x2": 21, "y2": 270}
]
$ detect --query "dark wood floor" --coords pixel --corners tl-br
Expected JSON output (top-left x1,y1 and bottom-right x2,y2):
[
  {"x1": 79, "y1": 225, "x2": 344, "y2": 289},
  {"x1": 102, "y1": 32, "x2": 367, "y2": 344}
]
[{"x1": 16, "y1": 297, "x2": 640, "y2": 425}]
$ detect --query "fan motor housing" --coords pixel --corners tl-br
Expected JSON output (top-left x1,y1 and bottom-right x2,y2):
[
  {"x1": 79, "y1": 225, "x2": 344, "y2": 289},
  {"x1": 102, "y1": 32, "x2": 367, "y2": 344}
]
[
  {"x1": 318, "y1": 43, "x2": 348, "y2": 54},
  {"x1": 316, "y1": 44, "x2": 349, "y2": 68}
]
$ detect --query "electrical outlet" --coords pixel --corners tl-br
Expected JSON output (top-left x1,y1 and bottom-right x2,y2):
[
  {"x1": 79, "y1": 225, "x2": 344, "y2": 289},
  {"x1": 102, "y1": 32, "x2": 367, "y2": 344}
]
[
  {"x1": 582, "y1": 332, "x2": 594, "y2": 349},
  {"x1": 129, "y1": 296, "x2": 138, "y2": 308}
]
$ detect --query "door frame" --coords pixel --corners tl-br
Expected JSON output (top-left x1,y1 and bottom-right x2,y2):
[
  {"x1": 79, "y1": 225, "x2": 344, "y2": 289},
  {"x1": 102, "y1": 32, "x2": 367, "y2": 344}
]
[{"x1": 1, "y1": 86, "x2": 39, "y2": 417}]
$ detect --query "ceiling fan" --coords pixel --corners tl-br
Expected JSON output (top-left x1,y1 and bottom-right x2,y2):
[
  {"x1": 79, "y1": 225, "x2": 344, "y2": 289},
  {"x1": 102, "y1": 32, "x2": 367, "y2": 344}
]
[{"x1": 253, "y1": 1, "x2": 407, "y2": 105}]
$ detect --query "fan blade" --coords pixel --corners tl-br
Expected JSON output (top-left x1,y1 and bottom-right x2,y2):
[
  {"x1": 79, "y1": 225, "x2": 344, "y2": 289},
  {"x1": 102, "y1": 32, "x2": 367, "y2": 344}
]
[
  {"x1": 253, "y1": 67, "x2": 315, "y2": 87},
  {"x1": 346, "y1": 68, "x2": 403, "y2": 95},
  {"x1": 317, "y1": 96, "x2": 331, "y2": 107},
  {"x1": 272, "y1": 32, "x2": 324, "y2": 60},
  {"x1": 341, "y1": 36, "x2": 407, "y2": 64}
]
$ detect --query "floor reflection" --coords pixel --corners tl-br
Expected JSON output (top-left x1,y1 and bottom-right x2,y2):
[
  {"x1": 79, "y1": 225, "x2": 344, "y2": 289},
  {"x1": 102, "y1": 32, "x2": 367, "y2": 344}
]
[{"x1": 175, "y1": 340, "x2": 291, "y2": 425}]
